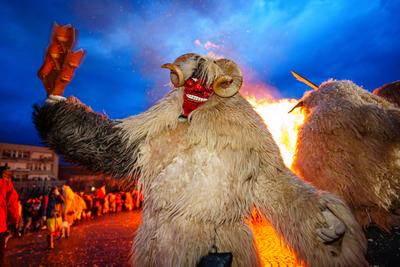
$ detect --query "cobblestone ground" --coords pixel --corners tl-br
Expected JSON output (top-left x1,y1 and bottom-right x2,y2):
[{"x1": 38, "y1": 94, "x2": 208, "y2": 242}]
[
  {"x1": 5, "y1": 211, "x2": 142, "y2": 267},
  {"x1": 4, "y1": 211, "x2": 400, "y2": 266},
  {"x1": 4, "y1": 212, "x2": 301, "y2": 266}
]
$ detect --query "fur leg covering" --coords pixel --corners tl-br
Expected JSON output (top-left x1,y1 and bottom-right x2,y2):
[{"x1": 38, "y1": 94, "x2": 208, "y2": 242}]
[{"x1": 132, "y1": 213, "x2": 261, "y2": 267}]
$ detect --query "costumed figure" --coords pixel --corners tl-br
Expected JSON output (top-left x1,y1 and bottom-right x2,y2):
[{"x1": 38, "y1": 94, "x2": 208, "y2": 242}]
[
  {"x1": 74, "y1": 192, "x2": 87, "y2": 223},
  {"x1": 33, "y1": 24, "x2": 367, "y2": 267},
  {"x1": 62, "y1": 184, "x2": 75, "y2": 238},
  {"x1": 290, "y1": 72, "x2": 400, "y2": 231}
]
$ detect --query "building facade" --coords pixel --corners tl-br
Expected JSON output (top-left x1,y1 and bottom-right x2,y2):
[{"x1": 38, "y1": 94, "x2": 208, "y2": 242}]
[
  {"x1": 0, "y1": 142, "x2": 62, "y2": 195},
  {"x1": 59, "y1": 165, "x2": 109, "y2": 192}
]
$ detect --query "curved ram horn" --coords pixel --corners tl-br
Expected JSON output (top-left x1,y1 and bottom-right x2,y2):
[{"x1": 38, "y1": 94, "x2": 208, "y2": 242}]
[
  {"x1": 213, "y1": 59, "x2": 243, "y2": 97},
  {"x1": 162, "y1": 53, "x2": 200, "y2": 88},
  {"x1": 161, "y1": 63, "x2": 184, "y2": 88}
]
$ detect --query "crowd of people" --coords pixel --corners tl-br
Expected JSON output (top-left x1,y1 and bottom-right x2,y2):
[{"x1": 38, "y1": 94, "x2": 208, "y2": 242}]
[
  {"x1": 17, "y1": 184, "x2": 144, "y2": 249},
  {"x1": 0, "y1": 164, "x2": 144, "y2": 263}
]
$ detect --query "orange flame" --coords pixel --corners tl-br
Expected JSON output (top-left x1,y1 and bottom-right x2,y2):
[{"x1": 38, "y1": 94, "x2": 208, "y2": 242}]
[{"x1": 246, "y1": 96, "x2": 304, "y2": 168}]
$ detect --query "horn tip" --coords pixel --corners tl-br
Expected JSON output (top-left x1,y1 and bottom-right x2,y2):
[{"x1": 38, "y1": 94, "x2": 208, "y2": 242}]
[{"x1": 290, "y1": 70, "x2": 298, "y2": 77}]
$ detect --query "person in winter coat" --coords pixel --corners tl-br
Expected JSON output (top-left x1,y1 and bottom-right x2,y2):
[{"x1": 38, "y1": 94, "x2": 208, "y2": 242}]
[{"x1": 0, "y1": 165, "x2": 20, "y2": 264}]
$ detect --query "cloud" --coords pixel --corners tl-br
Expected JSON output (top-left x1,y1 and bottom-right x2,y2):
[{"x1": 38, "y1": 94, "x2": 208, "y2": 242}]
[
  {"x1": 0, "y1": 0, "x2": 399, "y2": 145},
  {"x1": 194, "y1": 39, "x2": 221, "y2": 50}
]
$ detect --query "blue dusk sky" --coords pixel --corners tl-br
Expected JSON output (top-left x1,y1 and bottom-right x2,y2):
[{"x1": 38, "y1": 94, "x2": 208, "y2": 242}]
[{"x1": 0, "y1": 0, "x2": 399, "y2": 145}]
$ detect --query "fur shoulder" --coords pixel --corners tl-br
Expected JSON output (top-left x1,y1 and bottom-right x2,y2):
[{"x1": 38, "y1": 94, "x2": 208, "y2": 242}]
[
  {"x1": 188, "y1": 93, "x2": 283, "y2": 158},
  {"x1": 117, "y1": 89, "x2": 184, "y2": 142}
]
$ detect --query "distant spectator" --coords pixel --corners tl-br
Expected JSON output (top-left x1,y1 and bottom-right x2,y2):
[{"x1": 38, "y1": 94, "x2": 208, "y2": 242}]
[
  {"x1": 1, "y1": 181, "x2": 138, "y2": 254},
  {"x1": 116, "y1": 193, "x2": 123, "y2": 213},
  {"x1": 124, "y1": 192, "x2": 133, "y2": 211},
  {"x1": 82, "y1": 194, "x2": 93, "y2": 220},
  {"x1": 40, "y1": 194, "x2": 48, "y2": 230},
  {"x1": 0, "y1": 165, "x2": 20, "y2": 264},
  {"x1": 31, "y1": 198, "x2": 42, "y2": 231},
  {"x1": 74, "y1": 192, "x2": 86, "y2": 223},
  {"x1": 22, "y1": 198, "x2": 33, "y2": 234},
  {"x1": 46, "y1": 186, "x2": 64, "y2": 249},
  {"x1": 109, "y1": 193, "x2": 116, "y2": 213},
  {"x1": 103, "y1": 194, "x2": 109, "y2": 214},
  {"x1": 94, "y1": 185, "x2": 106, "y2": 216}
]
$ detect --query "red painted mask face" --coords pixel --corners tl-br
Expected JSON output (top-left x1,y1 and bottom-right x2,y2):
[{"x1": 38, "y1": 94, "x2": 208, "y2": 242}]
[{"x1": 182, "y1": 78, "x2": 214, "y2": 117}]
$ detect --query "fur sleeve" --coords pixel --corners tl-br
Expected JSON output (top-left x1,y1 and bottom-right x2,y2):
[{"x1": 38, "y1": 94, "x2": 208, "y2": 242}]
[
  {"x1": 33, "y1": 97, "x2": 142, "y2": 178},
  {"x1": 252, "y1": 168, "x2": 367, "y2": 267}
]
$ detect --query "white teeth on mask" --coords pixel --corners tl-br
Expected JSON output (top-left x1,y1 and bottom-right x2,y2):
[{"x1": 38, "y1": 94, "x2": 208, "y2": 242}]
[{"x1": 186, "y1": 94, "x2": 208, "y2": 102}]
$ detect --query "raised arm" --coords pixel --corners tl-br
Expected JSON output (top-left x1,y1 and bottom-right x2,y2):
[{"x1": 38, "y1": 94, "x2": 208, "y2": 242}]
[
  {"x1": 252, "y1": 166, "x2": 367, "y2": 267},
  {"x1": 33, "y1": 96, "x2": 142, "y2": 178},
  {"x1": 33, "y1": 24, "x2": 144, "y2": 179}
]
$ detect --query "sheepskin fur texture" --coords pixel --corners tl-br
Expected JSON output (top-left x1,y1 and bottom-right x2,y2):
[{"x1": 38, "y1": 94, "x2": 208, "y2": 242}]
[
  {"x1": 293, "y1": 80, "x2": 400, "y2": 231},
  {"x1": 33, "y1": 96, "x2": 142, "y2": 179},
  {"x1": 34, "y1": 88, "x2": 367, "y2": 266},
  {"x1": 191, "y1": 57, "x2": 224, "y2": 86}
]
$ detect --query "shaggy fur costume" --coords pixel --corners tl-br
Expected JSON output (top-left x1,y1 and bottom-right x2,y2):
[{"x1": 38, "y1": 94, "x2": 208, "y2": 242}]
[
  {"x1": 34, "y1": 96, "x2": 142, "y2": 179},
  {"x1": 34, "y1": 87, "x2": 367, "y2": 266},
  {"x1": 293, "y1": 80, "x2": 400, "y2": 231}
]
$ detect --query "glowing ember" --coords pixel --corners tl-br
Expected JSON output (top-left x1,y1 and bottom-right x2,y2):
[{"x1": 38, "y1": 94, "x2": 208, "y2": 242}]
[{"x1": 247, "y1": 96, "x2": 304, "y2": 168}]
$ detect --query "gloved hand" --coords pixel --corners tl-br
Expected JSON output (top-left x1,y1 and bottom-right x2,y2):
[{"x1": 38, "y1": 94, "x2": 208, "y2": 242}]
[
  {"x1": 316, "y1": 204, "x2": 346, "y2": 243},
  {"x1": 45, "y1": 95, "x2": 66, "y2": 105}
]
